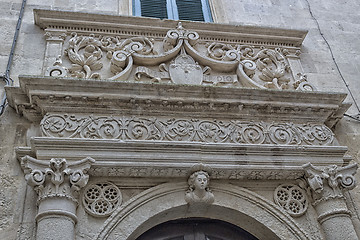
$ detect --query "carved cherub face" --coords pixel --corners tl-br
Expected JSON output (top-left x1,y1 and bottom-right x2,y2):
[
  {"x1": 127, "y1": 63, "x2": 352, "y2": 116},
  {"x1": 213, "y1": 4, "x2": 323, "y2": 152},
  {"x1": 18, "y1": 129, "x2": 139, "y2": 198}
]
[
  {"x1": 194, "y1": 173, "x2": 208, "y2": 190},
  {"x1": 189, "y1": 171, "x2": 210, "y2": 191}
]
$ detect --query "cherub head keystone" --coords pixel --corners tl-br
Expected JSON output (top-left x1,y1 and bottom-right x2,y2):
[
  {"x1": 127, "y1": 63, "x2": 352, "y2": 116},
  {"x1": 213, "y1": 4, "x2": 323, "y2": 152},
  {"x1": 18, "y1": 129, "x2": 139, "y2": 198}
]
[{"x1": 185, "y1": 165, "x2": 214, "y2": 204}]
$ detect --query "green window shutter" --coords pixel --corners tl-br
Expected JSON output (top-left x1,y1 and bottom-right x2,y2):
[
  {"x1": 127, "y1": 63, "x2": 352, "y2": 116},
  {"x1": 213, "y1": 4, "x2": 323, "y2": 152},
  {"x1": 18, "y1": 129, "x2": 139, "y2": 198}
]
[
  {"x1": 140, "y1": 0, "x2": 168, "y2": 19},
  {"x1": 176, "y1": 0, "x2": 204, "y2": 21}
]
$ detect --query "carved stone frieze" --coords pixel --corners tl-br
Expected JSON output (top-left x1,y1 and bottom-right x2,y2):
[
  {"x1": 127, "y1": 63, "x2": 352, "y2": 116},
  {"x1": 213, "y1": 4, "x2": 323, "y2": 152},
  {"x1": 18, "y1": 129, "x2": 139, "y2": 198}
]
[
  {"x1": 88, "y1": 166, "x2": 304, "y2": 180},
  {"x1": 274, "y1": 184, "x2": 308, "y2": 217},
  {"x1": 20, "y1": 156, "x2": 95, "y2": 204},
  {"x1": 40, "y1": 114, "x2": 334, "y2": 146},
  {"x1": 82, "y1": 182, "x2": 122, "y2": 217},
  {"x1": 303, "y1": 163, "x2": 358, "y2": 206},
  {"x1": 43, "y1": 21, "x2": 313, "y2": 91}
]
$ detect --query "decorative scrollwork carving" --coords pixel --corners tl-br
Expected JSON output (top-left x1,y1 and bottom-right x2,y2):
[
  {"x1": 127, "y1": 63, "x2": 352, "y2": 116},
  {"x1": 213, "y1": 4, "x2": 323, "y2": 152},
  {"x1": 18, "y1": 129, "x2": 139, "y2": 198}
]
[
  {"x1": 20, "y1": 156, "x2": 95, "y2": 204},
  {"x1": 207, "y1": 43, "x2": 238, "y2": 61},
  {"x1": 274, "y1": 184, "x2": 308, "y2": 217},
  {"x1": 237, "y1": 47, "x2": 294, "y2": 90},
  {"x1": 41, "y1": 114, "x2": 334, "y2": 146},
  {"x1": 82, "y1": 182, "x2": 122, "y2": 217},
  {"x1": 65, "y1": 33, "x2": 103, "y2": 79},
  {"x1": 303, "y1": 163, "x2": 358, "y2": 206},
  {"x1": 54, "y1": 23, "x2": 313, "y2": 90}
]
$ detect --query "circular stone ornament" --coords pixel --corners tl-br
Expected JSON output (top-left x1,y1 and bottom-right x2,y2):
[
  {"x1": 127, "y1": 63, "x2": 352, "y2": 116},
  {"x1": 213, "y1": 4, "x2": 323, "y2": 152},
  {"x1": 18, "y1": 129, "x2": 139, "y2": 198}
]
[
  {"x1": 83, "y1": 182, "x2": 122, "y2": 217},
  {"x1": 274, "y1": 184, "x2": 308, "y2": 217}
]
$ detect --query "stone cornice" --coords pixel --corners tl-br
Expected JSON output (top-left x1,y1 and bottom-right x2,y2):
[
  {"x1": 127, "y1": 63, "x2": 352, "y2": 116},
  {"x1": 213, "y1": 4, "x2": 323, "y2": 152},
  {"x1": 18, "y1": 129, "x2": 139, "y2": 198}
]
[
  {"x1": 6, "y1": 75, "x2": 349, "y2": 127},
  {"x1": 33, "y1": 9, "x2": 307, "y2": 47},
  {"x1": 15, "y1": 137, "x2": 348, "y2": 180}
]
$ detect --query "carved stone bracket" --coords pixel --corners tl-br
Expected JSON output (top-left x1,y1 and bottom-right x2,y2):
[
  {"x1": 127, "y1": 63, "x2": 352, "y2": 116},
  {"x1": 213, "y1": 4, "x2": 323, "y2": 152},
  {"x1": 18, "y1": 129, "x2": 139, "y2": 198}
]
[{"x1": 20, "y1": 156, "x2": 95, "y2": 205}]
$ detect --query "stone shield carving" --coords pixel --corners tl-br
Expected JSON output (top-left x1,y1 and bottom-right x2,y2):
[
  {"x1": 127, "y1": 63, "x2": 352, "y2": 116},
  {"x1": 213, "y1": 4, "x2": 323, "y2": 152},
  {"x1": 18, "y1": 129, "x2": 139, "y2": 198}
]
[{"x1": 169, "y1": 53, "x2": 203, "y2": 85}]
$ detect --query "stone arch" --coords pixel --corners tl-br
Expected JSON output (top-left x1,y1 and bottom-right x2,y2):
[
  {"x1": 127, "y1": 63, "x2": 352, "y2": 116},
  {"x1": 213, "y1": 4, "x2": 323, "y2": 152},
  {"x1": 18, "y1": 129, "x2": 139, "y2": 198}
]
[{"x1": 94, "y1": 182, "x2": 309, "y2": 240}]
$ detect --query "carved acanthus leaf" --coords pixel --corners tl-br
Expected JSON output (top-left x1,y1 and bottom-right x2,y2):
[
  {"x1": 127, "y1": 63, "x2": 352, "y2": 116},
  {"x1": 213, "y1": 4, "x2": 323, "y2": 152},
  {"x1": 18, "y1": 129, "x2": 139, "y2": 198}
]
[
  {"x1": 303, "y1": 163, "x2": 358, "y2": 205},
  {"x1": 20, "y1": 156, "x2": 95, "y2": 204}
]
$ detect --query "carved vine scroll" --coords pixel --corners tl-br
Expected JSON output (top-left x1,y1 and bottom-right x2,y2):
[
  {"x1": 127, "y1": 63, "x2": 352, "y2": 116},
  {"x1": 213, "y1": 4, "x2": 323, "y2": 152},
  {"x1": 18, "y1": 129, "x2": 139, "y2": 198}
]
[{"x1": 45, "y1": 23, "x2": 314, "y2": 91}]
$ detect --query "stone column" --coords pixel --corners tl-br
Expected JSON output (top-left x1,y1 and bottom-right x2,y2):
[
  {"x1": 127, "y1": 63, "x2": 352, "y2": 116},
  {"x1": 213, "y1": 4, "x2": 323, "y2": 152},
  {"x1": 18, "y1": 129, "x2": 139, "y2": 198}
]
[
  {"x1": 303, "y1": 163, "x2": 359, "y2": 240},
  {"x1": 20, "y1": 156, "x2": 95, "y2": 240}
]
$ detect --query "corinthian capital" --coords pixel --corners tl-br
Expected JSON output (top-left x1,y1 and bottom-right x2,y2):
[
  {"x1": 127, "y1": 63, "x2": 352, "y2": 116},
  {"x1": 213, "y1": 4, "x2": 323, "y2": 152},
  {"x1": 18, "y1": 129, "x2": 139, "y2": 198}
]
[
  {"x1": 303, "y1": 163, "x2": 358, "y2": 204},
  {"x1": 20, "y1": 156, "x2": 95, "y2": 204}
]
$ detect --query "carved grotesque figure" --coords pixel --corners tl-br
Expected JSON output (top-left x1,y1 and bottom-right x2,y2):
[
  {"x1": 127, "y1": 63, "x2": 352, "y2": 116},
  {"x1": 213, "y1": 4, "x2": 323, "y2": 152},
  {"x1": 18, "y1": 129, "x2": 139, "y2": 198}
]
[{"x1": 185, "y1": 170, "x2": 214, "y2": 204}]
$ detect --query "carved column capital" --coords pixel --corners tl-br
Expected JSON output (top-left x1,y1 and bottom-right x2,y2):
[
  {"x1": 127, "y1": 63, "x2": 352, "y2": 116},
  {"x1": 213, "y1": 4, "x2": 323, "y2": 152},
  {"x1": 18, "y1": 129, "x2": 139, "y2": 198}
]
[
  {"x1": 303, "y1": 163, "x2": 357, "y2": 205},
  {"x1": 21, "y1": 156, "x2": 95, "y2": 205},
  {"x1": 302, "y1": 163, "x2": 358, "y2": 240}
]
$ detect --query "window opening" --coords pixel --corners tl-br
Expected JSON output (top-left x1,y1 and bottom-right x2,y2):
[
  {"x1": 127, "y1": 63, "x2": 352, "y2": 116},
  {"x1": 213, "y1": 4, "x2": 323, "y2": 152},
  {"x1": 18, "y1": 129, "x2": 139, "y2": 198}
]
[{"x1": 133, "y1": 0, "x2": 213, "y2": 22}]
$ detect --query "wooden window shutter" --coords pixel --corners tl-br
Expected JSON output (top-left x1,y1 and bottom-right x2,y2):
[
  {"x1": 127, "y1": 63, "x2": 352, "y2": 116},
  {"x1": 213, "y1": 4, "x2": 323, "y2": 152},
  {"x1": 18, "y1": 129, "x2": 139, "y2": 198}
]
[
  {"x1": 176, "y1": 0, "x2": 204, "y2": 21},
  {"x1": 140, "y1": 0, "x2": 168, "y2": 19}
]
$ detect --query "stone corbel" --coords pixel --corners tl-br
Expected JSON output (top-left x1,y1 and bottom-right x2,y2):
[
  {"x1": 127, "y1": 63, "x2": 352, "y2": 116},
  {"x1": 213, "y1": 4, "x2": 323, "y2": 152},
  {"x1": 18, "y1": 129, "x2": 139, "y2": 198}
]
[
  {"x1": 303, "y1": 163, "x2": 359, "y2": 240},
  {"x1": 20, "y1": 156, "x2": 95, "y2": 240}
]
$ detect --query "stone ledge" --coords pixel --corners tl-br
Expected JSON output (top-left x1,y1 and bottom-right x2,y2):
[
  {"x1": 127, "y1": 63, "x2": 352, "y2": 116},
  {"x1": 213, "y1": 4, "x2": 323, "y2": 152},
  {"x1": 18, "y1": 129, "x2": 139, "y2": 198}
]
[
  {"x1": 15, "y1": 137, "x2": 348, "y2": 180},
  {"x1": 5, "y1": 75, "x2": 349, "y2": 126}
]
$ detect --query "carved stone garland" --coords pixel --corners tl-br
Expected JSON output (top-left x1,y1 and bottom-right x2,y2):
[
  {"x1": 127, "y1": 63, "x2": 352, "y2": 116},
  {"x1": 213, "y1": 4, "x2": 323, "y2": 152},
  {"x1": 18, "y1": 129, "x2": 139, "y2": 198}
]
[
  {"x1": 40, "y1": 114, "x2": 334, "y2": 146},
  {"x1": 303, "y1": 163, "x2": 358, "y2": 240},
  {"x1": 20, "y1": 156, "x2": 95, "y2": 240},
  {"x1": 45, "y1": 23, "x2": 314, "y2": 91}
]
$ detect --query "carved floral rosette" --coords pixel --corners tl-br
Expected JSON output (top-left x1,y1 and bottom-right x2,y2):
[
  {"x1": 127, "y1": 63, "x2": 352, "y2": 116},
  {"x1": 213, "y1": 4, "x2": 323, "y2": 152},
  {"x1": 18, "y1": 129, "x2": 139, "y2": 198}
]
[
  {"x1": 274, "y1": 184, "x2": 308, "y2": 217},
  {"x1": 45, "y1": 23, "x2": 313, "y2": 91},
  {"x1": 40, "y1": 114, "x2": 334, "y2": 146},
  {"x1": 82, "y1": 182, "x2": 122, "y2": 217}
]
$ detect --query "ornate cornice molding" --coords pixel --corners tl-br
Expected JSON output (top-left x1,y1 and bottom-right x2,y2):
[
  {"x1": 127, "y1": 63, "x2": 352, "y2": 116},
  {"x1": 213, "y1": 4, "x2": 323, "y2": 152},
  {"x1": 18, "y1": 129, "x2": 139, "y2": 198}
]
[
  {"x1": 34, "y1": 9, "x2": 307, "y2": 47},
  {"x1": 6, "y1": 75, "x2": 349, "y2": 127}
]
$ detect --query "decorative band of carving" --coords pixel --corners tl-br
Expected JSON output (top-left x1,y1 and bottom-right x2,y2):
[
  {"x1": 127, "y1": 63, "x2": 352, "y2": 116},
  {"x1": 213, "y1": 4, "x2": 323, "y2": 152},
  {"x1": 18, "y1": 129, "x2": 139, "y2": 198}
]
[
  {"x1": 88, "y1": 166, "x2": 303, "y2": 180},
  {"x1": 317, "y1": 209, "x2": 352, "y2": 224},
  {"x1": 41, "y1": 114, "x2": 334, "y2": 146}
]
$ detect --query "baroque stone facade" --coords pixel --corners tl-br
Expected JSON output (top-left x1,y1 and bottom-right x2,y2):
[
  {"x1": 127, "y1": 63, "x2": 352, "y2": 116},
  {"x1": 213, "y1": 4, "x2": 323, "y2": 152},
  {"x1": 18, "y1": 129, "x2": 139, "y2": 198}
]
[{"x1": 1, "y1": 1, "x2": 360, "y2": 240}]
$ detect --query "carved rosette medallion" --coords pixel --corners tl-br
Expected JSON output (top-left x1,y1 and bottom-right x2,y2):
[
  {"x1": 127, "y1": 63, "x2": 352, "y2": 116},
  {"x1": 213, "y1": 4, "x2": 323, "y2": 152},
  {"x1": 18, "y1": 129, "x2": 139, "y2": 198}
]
[
  {"x1": 274, "y1": 184, "x2": 308, "y2": 217},
  {"x1": 82, "y1": 182, "x2": 122, "y2": 217},
  {"x1": 20, "y1": 156, "x2": 95, "y2": 204}
]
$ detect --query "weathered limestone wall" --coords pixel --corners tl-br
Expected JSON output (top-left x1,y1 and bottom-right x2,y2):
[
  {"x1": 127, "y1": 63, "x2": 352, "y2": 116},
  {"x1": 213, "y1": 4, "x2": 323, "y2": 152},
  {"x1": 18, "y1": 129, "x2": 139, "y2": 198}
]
[
  {"x1": 211, "y1": 0, "x2": 360, "y2": 230},
  {"x1": 0, "y1": 0, "x2": 359, "y2": 239}
]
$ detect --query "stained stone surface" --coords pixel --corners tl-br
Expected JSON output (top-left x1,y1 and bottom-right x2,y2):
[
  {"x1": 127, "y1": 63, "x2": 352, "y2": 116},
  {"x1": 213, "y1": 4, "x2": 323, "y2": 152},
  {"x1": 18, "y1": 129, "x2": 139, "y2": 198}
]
[{"x1": 0, "y1": 0, "x2": 359, "y2": 240}]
